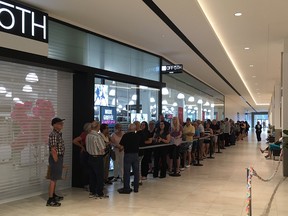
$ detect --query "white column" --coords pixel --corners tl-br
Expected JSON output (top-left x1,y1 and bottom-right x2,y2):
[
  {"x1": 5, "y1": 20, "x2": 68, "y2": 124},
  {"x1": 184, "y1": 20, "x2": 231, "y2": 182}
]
[
  {"x1": 274, "y1": 83, "x2": 281, "y2": 129},
  {"x1": 281, "y1": 40, "x2": 288, "y2": 176}
]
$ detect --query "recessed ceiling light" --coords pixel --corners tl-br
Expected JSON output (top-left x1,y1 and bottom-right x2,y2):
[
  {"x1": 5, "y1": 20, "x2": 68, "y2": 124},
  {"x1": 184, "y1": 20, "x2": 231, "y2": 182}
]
[
  {"x1": 252, "y1": 76, "x2": 256, "y2": 78},
  {"x1": 249, "y1": 65, "x2": 254, "y2": 67},
  {"x1": 234, "y1": 12, "x2": 242, "y2": 16},
  {"x1": 244, "y1": 47, "x2": 250, "y2": 50}
]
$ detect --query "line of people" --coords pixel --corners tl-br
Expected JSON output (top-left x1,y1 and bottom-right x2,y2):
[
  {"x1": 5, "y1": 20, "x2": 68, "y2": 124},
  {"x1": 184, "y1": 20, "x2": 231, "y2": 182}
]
[{"x1": 71, "y1": 115, "x2": 244, "y2": 198}]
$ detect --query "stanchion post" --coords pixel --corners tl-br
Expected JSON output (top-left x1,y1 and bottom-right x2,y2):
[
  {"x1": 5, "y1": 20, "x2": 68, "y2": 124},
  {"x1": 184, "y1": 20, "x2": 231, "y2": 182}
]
[
  {"x1": 246, "y1": 168, "x2": 252, "y2": 216},
  {"x1": 215, "y1": 133, "x2": 222, "y2": 153},
  {"x1": 193, "y1": 138, "x2": 203, "y2": 166},
  {"x1": 207, "y1": 135, "x2": 215, "y2": 159}
]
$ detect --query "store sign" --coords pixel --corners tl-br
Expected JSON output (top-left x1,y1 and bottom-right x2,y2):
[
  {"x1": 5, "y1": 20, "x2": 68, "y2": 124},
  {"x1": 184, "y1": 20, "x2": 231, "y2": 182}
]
[
  {"x1": 0, "y1": 0, "x2": 48, "y2": 43},
  {"x1": 126, "y1": 104, "x2": 142, "y2": 110},
  {"x1": 161, "y1": 64, "x2": 183, "y2": 74}
]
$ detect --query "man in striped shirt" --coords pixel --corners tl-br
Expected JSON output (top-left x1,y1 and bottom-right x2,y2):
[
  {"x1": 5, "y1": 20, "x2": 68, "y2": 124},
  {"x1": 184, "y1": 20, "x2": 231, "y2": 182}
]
[{"x1": 86, "y1": 121, "x2": 108, "y2": 199}]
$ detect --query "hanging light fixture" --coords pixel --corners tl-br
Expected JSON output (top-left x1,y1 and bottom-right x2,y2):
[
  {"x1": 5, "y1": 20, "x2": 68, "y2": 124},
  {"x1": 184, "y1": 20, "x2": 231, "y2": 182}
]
[
  {"x1": 0, "y1": 86, "x2": 7, "y2": 93},
  {"x1": 211, "y1": 103, "x2": 215, "y2": 108},
  {"x1": 22, "y1": 85, "x2": 33, "y2": 92},
  {"x1": 188, "y1": 96, "x2": 195, "y2": 102},
  {"x1": 25, "y1": 73, "x2": 39, "y2": 82},
  {"x1": 109, "y1": 89, "x2": 116, "y2": 96},
  {"x1": 172, "y1": 102, "x2": 178, "y2": 106},
  {"x1": 203, "y1": 101, "x2": 210, "y2": 106},
  {"x1": 162, "y1": 87, "x2": 169, "y2": 95},
  {"x1": 177, "y1": 93, "x2": 185, "y2": 99},
  {"x1": 162, "y1": 100, "x2": 168, "y2": 105},
  {"x1": 5, "y1": 92, "x2": 12, "y2": 97},
  {"x1": 197, "y1": 99, "x2": 203, "y2": 104},
  {"x1": 132, "y1": 94, "x2": 137, "y2": 101},
  {"x1": 150, "y1": 97, "x2": 155, "y2": 103}
]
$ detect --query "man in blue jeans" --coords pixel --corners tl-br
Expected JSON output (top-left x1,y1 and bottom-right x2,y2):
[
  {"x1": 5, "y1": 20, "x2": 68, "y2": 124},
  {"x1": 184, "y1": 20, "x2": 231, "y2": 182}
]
[{"x1": 118, "y1": 123, "x2": 141, "y2": 194}]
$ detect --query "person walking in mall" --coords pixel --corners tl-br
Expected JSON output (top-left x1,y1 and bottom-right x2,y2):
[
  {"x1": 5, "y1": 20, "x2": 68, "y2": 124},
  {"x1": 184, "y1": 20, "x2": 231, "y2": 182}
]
[
  {"x1": 46, "y1": 117, "x2": 65, "y2": 207},
  {"x1": 86, "y1": 121, "x2": 109, "y2": 199},
  {"x1": 255, "y1": 121, "x2": 262, "y2": 142}
]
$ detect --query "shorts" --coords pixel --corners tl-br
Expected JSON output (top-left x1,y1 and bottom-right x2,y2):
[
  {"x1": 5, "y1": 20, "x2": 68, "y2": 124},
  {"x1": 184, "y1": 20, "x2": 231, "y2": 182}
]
[
  {"x1": 186, "y1": 142, "x2": 193, "y2": 152},
  {"x1": 49, "y1": 155, "x2": 63, "y2": 181},
  {"x1": 269, "y1": 144, "x2": 281, "y2": 151}
]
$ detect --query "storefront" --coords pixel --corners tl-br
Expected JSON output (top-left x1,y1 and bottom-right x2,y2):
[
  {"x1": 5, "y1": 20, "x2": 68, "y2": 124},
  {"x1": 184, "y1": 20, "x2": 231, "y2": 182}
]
[
  {"x1": 0, "y1": 0, "x2": 225, "y2": 203},
  {"x1": 162, "y1": 60, "x2": 225, "y2": 124}
]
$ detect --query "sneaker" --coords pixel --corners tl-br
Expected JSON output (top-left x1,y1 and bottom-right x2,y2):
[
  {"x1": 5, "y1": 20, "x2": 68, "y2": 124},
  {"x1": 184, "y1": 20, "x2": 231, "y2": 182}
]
[
  {"x1": 180, "y1": 167, "x2": 185, "y2": 171},
  {"x1": 46, "y1": 199, "x2": 61, "y2": 207},
  {"x1": 89, "y1": 193, "x2": 96, "y2": 198},
  {"x1": 185, "y1": 165, "x2": 190, "y2": 168},
  {"x1": 105, "y1": 180, "x2": 113, "y2": 185},
  {"x1": 53, "y1": 194, "x2": 63, "y2": 201},
  {"x1": 118, "y1": 188, "x2": 132, "y2": 194},
  {"x1": 95, "y1": 194, "x2": 109, "y2": 199}
]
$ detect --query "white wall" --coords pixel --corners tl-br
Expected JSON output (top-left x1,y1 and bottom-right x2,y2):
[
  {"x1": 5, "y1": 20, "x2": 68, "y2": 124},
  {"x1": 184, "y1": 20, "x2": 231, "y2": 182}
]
[
  {"x1": 0, "y1": 32, "x2": 48, "y2": 56},
  {"x1": 225, "y1": 96, "x2": 248, "y2": 121}
]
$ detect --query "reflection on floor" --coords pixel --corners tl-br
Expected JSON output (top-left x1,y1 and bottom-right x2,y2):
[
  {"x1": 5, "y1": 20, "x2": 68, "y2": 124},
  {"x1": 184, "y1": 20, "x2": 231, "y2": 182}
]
[{"x1": 1, "y1": 132, "x2": 288, "y2": 216}]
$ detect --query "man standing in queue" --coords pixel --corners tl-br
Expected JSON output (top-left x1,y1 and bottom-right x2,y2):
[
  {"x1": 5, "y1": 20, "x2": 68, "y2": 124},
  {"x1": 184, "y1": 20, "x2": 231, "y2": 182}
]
[
  {"x1": 118, "y1": 123, "x2": 141, "y2": 194},
  {"x1": 47, "y1": 117, "x2": 65, "y2": 207},
  {"x1": 86, "y1": 121, "x2": 109, "y2": 199}
]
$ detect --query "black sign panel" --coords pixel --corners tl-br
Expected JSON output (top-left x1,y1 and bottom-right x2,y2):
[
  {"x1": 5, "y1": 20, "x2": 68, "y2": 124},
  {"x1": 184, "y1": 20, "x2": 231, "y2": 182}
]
[
  {"x1": 0, "y1": 0, "x2": 48, "y2": 43},
  {"x1": 161, "y1": 64, "x2": 183, "y2": 74},
  {"x1": 126, "y1": 104, "x2": 142, "y2": 110}
]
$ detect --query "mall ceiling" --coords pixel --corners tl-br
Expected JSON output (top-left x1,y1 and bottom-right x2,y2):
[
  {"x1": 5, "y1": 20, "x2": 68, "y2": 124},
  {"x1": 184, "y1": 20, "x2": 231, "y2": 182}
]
[{"x1": 19, "y1": 0, "x2": 287, "y2": 112}]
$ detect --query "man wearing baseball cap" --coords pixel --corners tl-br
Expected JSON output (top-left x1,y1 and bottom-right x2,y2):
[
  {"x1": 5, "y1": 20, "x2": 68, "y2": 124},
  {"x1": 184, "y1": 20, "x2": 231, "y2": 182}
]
[{"x1": 46, "y1": 117, "x2": 65, "y2": 207}]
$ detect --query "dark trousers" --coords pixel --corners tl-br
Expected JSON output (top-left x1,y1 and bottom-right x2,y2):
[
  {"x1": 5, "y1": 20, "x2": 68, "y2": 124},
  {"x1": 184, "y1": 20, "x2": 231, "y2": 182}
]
[
  {"x1": 224, "y1": 133, "x2": 230, "y2": 146},
  {"x1": 124, "y1": 153, "x2": 139, "y2": 191},
  {"x1": 88, "y1": 155, "x2": 104, "y2": 196},
  {"x1": 80, "y1": 151, "x2": 89, "y2": 186},
  {"x1": 141, "y1": 149, "x2": 152, "y2": 177},
  {"x1": 153, "y1": 147, "x2": 167, "y2": 178},
  {"x1": 256, "y1": 131, "x2": 261, "y2": 141}
]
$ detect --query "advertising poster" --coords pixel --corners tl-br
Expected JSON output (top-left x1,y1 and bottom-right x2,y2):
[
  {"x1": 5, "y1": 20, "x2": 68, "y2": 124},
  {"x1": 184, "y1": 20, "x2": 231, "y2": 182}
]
[
  {"x1": 95, "y1": 84, "x2": 108, "y2": 106},
  {"x1": 100, "y1": 106, "x2": 116, "y2": 126}
]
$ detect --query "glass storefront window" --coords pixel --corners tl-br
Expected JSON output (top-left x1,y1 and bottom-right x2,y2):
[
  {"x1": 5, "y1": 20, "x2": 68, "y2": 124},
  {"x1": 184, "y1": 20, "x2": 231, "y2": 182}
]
[
  {"x1": 162, "y1": 72, "x2": 224, "y2": 122},
  {"x1": 94, "y1": 78, "x2": 159, "y2": 127}
]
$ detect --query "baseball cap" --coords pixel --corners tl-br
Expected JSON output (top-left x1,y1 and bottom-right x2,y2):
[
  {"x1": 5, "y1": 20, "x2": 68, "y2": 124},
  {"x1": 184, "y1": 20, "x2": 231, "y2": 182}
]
[{"x1": 51, "y1": 117, "x2": 65, "y2": 126}]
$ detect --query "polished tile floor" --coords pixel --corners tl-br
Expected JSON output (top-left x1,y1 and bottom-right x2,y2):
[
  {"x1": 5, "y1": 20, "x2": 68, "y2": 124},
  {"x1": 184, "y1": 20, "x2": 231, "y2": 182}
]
[{"x1": 1, "y1": 131, "x2": 287, "y2": 216}]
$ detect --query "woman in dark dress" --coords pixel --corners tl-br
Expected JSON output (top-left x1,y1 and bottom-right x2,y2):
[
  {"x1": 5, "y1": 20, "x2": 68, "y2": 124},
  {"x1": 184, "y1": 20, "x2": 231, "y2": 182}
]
[{"x1": 153, "y1": 121, "x2": 171, "y2": 178}]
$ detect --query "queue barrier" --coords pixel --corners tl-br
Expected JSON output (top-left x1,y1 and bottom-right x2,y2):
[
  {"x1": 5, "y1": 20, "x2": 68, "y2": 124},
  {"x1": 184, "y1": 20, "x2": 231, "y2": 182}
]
[
  {"x1": 246, "y1": 150, "x2": 283, "y2": 216},
  {"x1": 139, "y1": 134, "x2": 221, "y2": 171}
]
